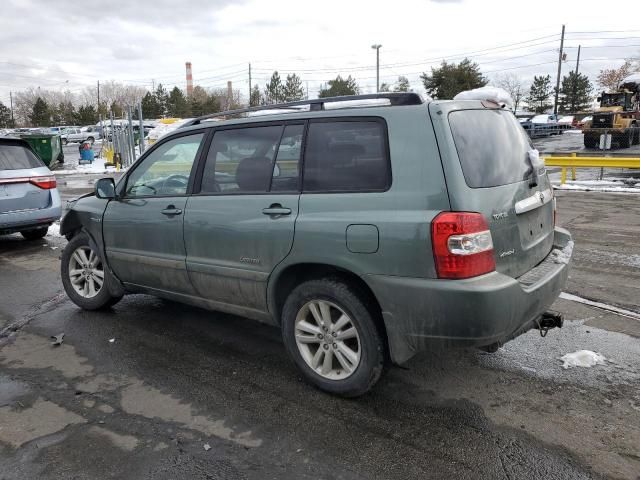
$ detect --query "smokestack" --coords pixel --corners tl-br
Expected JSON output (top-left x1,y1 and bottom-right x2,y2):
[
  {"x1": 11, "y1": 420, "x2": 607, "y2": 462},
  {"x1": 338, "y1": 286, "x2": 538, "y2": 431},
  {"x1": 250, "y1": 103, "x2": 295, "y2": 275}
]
[{"x1": 185, "y1": 62, "x2": 193, "y2": 96}]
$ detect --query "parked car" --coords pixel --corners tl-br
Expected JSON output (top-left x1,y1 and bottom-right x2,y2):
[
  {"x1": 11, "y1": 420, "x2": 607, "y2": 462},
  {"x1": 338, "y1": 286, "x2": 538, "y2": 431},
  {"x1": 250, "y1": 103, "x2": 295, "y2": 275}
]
[
  {"x1": 576, "y1": 116, "x2": 592, "y2": 128},
  {"x1": 0, "y1": 137, "x2": 61, "y2": 239},
  {"x1": 59, "y1": 93, "x2": 572, "y2": 396},
  {"x1": 61, "y1": 126, "x2": 99, "y2": 145}
]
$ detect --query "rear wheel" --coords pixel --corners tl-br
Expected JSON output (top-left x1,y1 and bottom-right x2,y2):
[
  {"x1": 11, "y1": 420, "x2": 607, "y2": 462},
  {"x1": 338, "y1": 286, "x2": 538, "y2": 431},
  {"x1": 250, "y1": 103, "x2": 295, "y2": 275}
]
[
  {"x1": 619, "y1": 130, "x2": 633, "y2": 148},
  {"x1": 61, "y1": 232, "x2": 122, "y2": 310},
  {"x1": 281, "y1": 278, "x2": 385, "y2": 397},
  {"x1": 86, "y1": 136, "x2": 94, "y2": 143},
  {"x1": 21, "y1": 227, "x2": 48, "y2": 240},
  {"x1": 62, "y1": 138, "x2": 68, "y2": 145},
  {"x1": 632, "y1": 125, "x2": 640, "y2": 145}
]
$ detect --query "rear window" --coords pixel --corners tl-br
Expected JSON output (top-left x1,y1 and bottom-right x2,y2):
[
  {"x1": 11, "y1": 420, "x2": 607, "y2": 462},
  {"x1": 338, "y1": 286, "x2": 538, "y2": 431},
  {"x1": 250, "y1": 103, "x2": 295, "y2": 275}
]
[
  {"x1": 303, "y1": 120, "x2": 390, "y2": 192},
  {"x1": 0, "y1": 143, "x2": 44, "y2": 170},
  {"x1": 449, "y1": 109, "x2": 533, "y2": 188}
]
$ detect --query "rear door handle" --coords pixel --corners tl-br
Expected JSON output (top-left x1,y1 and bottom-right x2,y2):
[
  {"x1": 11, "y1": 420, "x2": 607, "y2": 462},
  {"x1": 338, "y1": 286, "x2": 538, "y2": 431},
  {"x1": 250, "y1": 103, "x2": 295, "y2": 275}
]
[
  {"x1": 262, "y1": 204, "x2": 292, "y2": 216},
  {"x1": 161, "y1": 205, "x2": 183, "y2": 216}
]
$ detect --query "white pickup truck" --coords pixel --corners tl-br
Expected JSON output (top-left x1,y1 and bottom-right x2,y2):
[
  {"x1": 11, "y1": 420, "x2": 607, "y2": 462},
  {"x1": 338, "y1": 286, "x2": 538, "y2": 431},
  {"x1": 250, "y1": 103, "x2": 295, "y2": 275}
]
[{"x1": 60, "y1": 126, "x2": 100, "y2": 145}]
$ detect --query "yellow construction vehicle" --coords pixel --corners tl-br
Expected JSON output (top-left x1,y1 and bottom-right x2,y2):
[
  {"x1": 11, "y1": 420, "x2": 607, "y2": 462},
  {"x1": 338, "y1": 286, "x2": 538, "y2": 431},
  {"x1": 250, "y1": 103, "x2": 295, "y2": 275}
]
[{"x1": 582, "y1": 76, "x2": 640, "y2": 149}]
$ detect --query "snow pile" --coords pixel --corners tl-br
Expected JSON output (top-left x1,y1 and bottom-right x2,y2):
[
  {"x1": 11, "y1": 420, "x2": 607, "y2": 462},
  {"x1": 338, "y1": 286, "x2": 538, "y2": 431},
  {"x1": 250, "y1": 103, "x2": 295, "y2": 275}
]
[
  {"x1": 147, "y1": 118, "x2": 193, "y2": 143},
  {"x1": 453, "y1": 86, "x2": 513, "y2": 108},
  {"x1": 560, "y1": 350, "x2": 606, "y2": 369},
  {"x1": 53, "y1": 156, "x2": 119, "y2": 175},
  {"x1": 549, "y1": 240, "x2": 574, "y2": 265},
  {"x1": 621, "y1": 73, "x2": 640, "y2": 88}
]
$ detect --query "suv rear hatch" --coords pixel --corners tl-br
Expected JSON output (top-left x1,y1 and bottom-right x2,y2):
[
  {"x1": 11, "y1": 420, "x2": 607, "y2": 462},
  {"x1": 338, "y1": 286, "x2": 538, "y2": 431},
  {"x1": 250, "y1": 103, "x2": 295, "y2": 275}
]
[
  {"x1": 0, "y1": 139, "x2": 53, "y2": 214},
  {"x1": 430, "y1": 103, "x2": 554, "y2": 279}
]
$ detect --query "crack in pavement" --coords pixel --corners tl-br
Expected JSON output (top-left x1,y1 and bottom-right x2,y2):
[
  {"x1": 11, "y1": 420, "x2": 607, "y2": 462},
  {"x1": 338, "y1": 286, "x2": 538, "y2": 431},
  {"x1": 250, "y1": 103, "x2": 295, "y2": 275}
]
[{"x1": 0, "y1": 292, "x2": 68, "y2": 340}]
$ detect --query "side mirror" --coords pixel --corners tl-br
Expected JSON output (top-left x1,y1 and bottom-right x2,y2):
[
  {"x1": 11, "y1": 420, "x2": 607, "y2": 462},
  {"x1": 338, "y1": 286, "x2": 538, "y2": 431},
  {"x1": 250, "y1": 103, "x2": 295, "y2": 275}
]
[{"x1": 95, "y1": 177, "x2": 116, "y2": 199}]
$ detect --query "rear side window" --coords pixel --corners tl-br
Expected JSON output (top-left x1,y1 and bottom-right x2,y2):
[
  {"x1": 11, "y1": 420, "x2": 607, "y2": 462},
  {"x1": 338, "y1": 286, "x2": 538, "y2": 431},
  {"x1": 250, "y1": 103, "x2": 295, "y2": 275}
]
[
  {"x1": 0, "y1": 143, "x2": 44, "y2": 170},
  {"x1": 449, "y1": 110, "x2": 533, "y2": 188},
  {"x1": 303, "y1": 120, "x2": 390, "y2": 192},
  {"x1": 201, "y1": 126, "x2": 282, "y2": 194}
]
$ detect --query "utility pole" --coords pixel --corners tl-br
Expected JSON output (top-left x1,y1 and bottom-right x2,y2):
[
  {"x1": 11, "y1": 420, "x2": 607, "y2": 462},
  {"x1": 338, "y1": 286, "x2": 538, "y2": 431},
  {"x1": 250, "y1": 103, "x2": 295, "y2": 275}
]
[
  {"x1": 571, "y1": 45, "x2": 581, "y2": 113},
  {"x1": 9, "y1": 91, "x2": 14, "y2": 127},
  {"x1": 306, "y1": 81, "x2": 309, "y2": 100},
  {"x1": 371, "y1": 44, "x2": 382, "y2": 93},
  {"x1": 97, "y1": 80, "x2": 100, "y2": 113},
  {"x1": 151, "y1": 79, "x2": 155, "y2": 91},
  {"x1": 227, "y1": 81, "x2": 233, "y2": 110},
  {"x1": 553, "y1": 24, "x2": 565, "y2": 115},
  {"x1": 248, "y1": 63, "x2": 252, "y2": 106}
]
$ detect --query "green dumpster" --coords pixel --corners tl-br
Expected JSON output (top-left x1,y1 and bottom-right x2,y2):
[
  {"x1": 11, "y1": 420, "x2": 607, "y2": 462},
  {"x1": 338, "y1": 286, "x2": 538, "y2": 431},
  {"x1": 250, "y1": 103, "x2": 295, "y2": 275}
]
[{"x1": 18, "y1": 133, "x2": 64, "y2": 167}]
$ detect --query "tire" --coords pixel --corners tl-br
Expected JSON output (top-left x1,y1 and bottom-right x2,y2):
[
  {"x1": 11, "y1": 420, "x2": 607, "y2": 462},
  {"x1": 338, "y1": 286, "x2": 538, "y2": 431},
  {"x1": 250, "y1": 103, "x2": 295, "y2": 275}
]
[
  {"x1": 620, "y1": 130, "x2": 632, "y2": 149},
  {"x1": 87, "y1": 136, "x2": 94, "y2": 143},
  {"x1": 57, "y1": 151, "x2": 64, "y2": 164},
  {"x1": 21, "y1": 227, "x2": 48, "y2": 240},
  {"x1": 281, "y1": 277, "x2": 385, "y2": 397},
  {"x1": 632, "y1": 126, "x2": 640, "y2": 146},
  {"x1": 62, "y1": 138, "x2": 68, "y2": 145},
  {"x1": 584, "y1": 135, "x2": 598, "y2": 149},
  {"x1": 61, "y1": 232, "x2": 122, "y2": 310}
]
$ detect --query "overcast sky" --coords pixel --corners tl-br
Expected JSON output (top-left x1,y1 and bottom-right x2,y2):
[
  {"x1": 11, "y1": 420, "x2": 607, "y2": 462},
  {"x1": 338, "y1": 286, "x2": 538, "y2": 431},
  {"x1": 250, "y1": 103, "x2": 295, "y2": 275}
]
[{"x1": 1, "y1": 0, "x2": 639, "y2": 105}]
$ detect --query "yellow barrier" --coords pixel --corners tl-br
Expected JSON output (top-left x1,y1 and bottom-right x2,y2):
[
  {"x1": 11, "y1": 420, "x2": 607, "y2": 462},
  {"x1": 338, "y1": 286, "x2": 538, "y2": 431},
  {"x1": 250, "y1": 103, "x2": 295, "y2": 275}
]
[{"x1": 543, "y1": 152, "x2": 640, "y2": 184}]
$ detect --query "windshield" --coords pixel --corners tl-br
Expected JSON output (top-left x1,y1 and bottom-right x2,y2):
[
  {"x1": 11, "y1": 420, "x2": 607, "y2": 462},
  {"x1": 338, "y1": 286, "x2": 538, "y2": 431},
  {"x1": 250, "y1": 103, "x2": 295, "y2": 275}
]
[
  {"x1": 449, "y1": 109, "x2": 534, "y2": 188},
  {"x1": 601, "y1": 94, "x2": 627, "y2": 107}
]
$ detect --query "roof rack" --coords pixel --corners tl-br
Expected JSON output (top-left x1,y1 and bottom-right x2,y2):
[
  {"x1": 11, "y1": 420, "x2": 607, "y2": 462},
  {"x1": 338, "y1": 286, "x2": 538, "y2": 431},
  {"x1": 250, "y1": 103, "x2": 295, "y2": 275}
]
[{"x1": 181, "y1": 93, "x2": 424, "y2": 128}]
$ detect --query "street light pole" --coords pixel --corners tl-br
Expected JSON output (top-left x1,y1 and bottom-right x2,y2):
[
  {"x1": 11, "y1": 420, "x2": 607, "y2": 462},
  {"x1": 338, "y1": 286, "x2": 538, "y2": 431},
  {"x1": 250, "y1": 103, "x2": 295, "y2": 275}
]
[{"x1": 371, "y1": 44, "x2": 382, "y2": 93}]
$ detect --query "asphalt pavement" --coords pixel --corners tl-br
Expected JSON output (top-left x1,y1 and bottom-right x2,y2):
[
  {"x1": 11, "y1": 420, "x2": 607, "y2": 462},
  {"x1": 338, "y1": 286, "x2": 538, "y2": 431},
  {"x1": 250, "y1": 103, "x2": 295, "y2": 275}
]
[{"x1": 0, "y1": 161, "x2": 639, "y2": 478}]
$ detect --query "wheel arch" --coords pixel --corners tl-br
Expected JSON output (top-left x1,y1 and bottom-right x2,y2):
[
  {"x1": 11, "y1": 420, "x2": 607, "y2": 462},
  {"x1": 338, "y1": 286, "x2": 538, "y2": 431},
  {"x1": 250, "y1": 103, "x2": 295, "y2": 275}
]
[{"x1": 268, "y1": 262, "x2": 389, "y2": 354}]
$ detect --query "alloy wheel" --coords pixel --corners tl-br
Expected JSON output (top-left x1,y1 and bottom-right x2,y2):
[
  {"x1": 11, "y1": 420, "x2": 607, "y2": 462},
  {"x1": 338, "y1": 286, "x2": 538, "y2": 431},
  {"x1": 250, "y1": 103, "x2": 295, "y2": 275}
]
[
  {"x1": 68, "y1": 246, "x2": 104, "y2": 298},
  {"x1": 294, "y1": 300, "x2": 361, "y2": 380}
]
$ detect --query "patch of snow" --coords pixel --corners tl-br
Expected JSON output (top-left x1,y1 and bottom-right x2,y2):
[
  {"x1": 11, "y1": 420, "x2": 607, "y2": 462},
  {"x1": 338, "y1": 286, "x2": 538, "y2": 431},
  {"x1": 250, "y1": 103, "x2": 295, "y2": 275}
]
[
  {"x1": 560, "y1": 350, "x2": 606, "y2": 369},
  {"x1": 559, "y1": 292, "x2": 640, "y2": 321},
  {"x1": 453, "y1": 86, "x2": 513, "y2": 108},
  {"x1": 553, "y1": 183, "x2": 640, "y2": 194},
  {"x1": 621, "y1": 73, "x2": 640, "y2": 87},
  {"x1": 46, "y1": 222, "x2": 64, "y2": 238},
  {"x1": 53, "y1": 156, "x2": 121, "y2": 175},
  {"x1": 549, "y1": 240, "x2": 574, "y2": 264}
]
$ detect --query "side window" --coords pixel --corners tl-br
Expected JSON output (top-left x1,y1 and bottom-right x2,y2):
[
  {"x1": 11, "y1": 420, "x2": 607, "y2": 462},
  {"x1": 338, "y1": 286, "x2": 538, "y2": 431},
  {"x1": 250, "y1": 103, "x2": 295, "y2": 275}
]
[
  {"x1": 125, "y1": 133, "x2": 204, "y2": 197},
  {"x1": 271, "y1": 124, "x2": 304, "y2": 192},
  {"x1": 303, "y1": 121, "x2": 389, "y2": 192},
  {"x1": 200, "y1": 126, "x2": 282, "y2": 194}
]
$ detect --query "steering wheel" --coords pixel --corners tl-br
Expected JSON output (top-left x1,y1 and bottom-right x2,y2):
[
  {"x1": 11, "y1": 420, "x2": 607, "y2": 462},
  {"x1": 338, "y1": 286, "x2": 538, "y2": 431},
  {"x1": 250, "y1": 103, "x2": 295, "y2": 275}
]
[{"x1": 164, "y1": 175, "x2": 189, "y2": 187}]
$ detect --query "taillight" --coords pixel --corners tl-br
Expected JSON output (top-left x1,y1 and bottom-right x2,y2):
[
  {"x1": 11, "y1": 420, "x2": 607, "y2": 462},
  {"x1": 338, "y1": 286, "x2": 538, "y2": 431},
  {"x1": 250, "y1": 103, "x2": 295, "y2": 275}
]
[
  {"x1": 431, "y1": 212, "x2": 496, "y2": 279},
  {"x1": 29, "y1": 176, "x2": 57, "y2": 189}
]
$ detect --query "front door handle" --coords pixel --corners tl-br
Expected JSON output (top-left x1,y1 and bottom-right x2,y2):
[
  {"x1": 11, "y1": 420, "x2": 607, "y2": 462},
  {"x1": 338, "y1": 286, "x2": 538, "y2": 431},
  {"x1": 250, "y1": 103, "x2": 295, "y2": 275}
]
[
  {"x1": 262, "y1": 204, "x2": 292, "y2": 216},
  {"x1": 161, "y1": 205, "x2": 183, "y2": 216}
]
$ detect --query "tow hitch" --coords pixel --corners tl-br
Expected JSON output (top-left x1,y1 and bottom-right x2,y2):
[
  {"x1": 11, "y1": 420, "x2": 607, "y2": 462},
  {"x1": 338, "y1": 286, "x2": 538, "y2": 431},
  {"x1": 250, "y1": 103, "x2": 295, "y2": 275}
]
[{"x1": 534, "y1": 311, "x2": 563, "y2": 337}]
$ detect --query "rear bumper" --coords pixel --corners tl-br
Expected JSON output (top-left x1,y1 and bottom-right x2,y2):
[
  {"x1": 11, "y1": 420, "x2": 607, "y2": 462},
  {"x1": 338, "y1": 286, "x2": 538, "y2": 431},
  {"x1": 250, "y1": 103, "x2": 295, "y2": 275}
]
[
  {"x1": 366, "y1": 227, "x2": 573, "y2": 364},
  {"x1": 0, "y1": 189, "x2": 61, "y2": 235}
]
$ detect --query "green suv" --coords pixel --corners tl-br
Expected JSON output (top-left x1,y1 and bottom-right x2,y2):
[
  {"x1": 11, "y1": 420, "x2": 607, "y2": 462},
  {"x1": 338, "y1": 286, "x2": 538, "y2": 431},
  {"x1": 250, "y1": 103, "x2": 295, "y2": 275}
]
[{"x1": 60, "y1": 93, "x2": 573, "y2": 396}]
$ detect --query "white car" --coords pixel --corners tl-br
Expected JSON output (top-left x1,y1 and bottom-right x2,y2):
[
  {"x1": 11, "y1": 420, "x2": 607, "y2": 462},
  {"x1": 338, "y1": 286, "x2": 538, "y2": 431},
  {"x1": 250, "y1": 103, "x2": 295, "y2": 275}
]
[{"x1": 61, "y1": 126, "x2": 100, "y2": 145}]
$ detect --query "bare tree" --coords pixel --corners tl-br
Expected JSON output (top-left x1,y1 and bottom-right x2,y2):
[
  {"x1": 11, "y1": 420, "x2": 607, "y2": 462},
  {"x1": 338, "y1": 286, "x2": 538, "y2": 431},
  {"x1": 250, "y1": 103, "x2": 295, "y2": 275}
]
[
  {"x1": 596, "y1": 60, "x2": 640, "y2": 91},
  {"x1": 493, "y1": 73, "x2": 526, "y2": 113}
]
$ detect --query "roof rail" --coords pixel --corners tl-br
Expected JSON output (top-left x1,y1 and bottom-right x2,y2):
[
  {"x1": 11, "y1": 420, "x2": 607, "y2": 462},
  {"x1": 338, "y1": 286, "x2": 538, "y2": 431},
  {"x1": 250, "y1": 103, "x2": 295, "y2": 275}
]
[{"x1": 181, "y1": 93, "x2": 424, "y2": 128}]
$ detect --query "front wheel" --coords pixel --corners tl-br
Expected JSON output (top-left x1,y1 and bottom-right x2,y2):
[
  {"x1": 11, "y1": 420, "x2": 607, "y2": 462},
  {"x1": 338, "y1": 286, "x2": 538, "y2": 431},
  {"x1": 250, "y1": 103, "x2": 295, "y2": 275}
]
[
  {"x1": 281, "y1": 278, "x2": 385, "y2": 397},
  {"x1": 61, "y1": 233, "x2": 122, "y2": 310}
]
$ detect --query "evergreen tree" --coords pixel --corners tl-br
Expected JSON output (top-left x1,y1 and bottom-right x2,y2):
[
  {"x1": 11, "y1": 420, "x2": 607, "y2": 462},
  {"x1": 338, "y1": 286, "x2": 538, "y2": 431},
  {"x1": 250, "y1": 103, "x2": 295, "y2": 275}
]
[
  {"x1": 30, "y1": 97, "x2": 50, "y2": 127},
  {"x1": 559, "y1": 71, "x2": 593, "y2": 113},
  {"x1": 0, "y1": 101, "x2": 12, "y2": 128},
  {"x1": 282, "y1": 73, "x2": 304, "y2": 102},
  {"x1": 264, "y1": 71, "x2": 283, "y2": 104},
  {"x1": 250, "y1": 84, "x2": 262, "y2": 106},
  {"x1": 77, "y1": 105, "x2": 98, "y2": 125},
  {"x1": 141, "y1": 92, "x2": 160, "y2": 118},
  {"x1": 56, "y1": 101, "x2": 76, "y2": 125},
  {"x1": 420, "y1": 58, "x2": 487, "y2": 99},
  {"x1": 526, "y1": 75, "x2": 553, "y2": 113},
  {"x1": 167, "y1": 87, "x2": 190, "y2": 117},
  {"x1": 393, "y1": 76, "x2": 411, "y2": 92},
  {"x1": 318, "y1": 75, "x2": 359, "y2": 98},
  {"x1": 379, "y1": 82, "x2": 391, "y2": 92},
  {"x1": 154, "y1": 84, "x2": 169, "y2": 116},
  {"x1": 110, "y1": 101, "x2": 124, "y2": 118}
]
